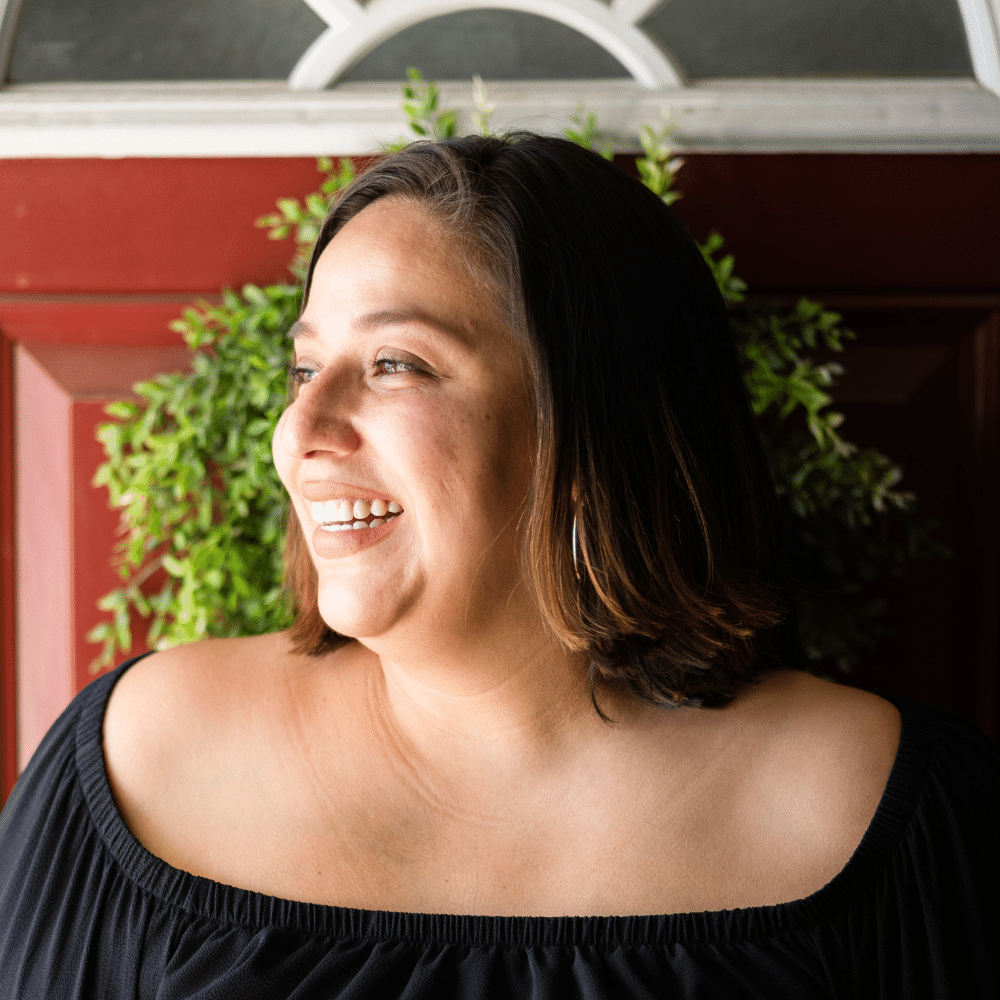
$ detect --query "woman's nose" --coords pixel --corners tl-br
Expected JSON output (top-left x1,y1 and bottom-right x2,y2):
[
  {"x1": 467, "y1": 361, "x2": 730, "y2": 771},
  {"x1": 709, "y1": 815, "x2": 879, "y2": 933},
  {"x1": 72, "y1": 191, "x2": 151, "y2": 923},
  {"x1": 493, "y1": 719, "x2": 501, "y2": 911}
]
[{"x1": 277, "y1": 375, "x2": 363, "y2": 459}]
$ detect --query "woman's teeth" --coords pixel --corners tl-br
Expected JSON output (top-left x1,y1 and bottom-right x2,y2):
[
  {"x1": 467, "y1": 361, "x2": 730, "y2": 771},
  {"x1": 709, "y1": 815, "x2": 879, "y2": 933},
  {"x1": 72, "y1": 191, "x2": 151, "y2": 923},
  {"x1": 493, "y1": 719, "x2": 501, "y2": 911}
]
[{"x1": 309, "y1": 498, "x2": 403, "y2": 532}]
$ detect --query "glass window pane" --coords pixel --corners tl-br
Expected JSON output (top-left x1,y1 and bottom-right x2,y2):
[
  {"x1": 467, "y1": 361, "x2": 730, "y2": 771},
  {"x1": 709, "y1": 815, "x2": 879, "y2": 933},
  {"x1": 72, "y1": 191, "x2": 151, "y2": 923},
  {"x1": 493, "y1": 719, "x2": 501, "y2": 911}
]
[
  {"x1": 340, "y1": 10, "x2": 629, "y2": 83},
  {"x1": 7, "y1": 0, "x2": 976, "y2": 84},
  {"x1": 8, "y1": 0, "x2": 326, "y2": 82},
  {"x1": 642, "y1": 0, "x2": 974, "y2": 78}
]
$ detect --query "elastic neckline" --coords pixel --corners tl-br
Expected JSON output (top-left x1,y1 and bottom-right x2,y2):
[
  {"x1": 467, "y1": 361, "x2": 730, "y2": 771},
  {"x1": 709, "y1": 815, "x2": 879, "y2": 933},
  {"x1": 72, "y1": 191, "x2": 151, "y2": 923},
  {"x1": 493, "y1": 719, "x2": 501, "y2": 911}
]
[{"x1": 75, "y1": 655, "x2": 935, "y2": 949}]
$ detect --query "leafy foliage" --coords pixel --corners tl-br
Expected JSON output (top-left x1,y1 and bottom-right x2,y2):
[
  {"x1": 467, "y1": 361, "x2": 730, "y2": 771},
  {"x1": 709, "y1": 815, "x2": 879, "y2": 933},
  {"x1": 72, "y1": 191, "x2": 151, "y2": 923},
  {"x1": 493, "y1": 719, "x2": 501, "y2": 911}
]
[
  {"x1": 635, "y1": 123, "x2": 685, "y2": 207},
  {"x1": 471, "y1": 74, "x2": 496, "y2": 137},
  {"x1": 733, "y1": 299, "x2": 948, "y2": 671},
  {"x1": 398, "y1": 67, "x2": 457, "y2": 142},
  {"x1": 88, "y1": 284, "x2": 303, "y2": 662},
  {"x1": 90, "y1": 72, "x2": 947, "y2": 677},
  {"x1": 256, "y1": 156, "x2": 355, "y2": 281},
  {"x1": 563, "y1": 104, "x2": 615, "y2": 160}
]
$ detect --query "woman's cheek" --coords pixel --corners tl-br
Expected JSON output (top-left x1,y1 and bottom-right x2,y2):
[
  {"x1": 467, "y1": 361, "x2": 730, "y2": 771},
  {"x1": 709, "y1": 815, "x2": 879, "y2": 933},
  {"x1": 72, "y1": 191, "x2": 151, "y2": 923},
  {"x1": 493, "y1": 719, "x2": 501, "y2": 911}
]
[{"x1": 271, "y1": 409, "x2": 292, "y2": 486}]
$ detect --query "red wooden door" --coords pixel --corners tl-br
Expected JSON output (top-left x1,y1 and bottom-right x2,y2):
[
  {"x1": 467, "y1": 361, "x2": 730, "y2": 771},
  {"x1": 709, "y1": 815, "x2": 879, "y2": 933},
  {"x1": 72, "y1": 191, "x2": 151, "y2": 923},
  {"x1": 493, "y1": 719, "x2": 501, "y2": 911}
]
[{"x1": 2, "y1": 153, "x2": 998, "y2": 800}]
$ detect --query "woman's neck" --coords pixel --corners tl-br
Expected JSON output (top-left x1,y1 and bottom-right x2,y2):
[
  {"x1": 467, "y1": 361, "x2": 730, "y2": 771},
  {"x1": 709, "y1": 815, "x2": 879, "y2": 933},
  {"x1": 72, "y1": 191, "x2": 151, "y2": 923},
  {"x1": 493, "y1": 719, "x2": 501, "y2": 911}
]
[{"x1": 351, "y1": 621, "x2": 632, "y2": 810}]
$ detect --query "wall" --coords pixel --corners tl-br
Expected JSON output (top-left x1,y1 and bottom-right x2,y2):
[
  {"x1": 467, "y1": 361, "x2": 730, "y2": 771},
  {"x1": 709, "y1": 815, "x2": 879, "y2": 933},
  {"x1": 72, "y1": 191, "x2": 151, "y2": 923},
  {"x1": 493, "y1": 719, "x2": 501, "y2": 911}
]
[{"x1": 2, "y1": 151, "x2": 998, "y2": 798}]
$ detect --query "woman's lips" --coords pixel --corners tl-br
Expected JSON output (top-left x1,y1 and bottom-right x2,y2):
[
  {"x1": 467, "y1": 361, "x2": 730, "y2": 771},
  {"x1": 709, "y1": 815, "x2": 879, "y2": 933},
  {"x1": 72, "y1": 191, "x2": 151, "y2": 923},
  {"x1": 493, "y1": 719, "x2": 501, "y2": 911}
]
[{"x1": 310, "y1": 511, "x2": 403, "y2": 559}]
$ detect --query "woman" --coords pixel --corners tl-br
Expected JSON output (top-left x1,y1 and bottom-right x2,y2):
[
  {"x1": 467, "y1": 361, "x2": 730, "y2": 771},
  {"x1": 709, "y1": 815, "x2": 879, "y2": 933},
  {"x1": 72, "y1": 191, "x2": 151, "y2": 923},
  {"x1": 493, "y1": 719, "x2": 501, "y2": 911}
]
[{"x1": 1, "y1": 134, "x2": 997, "y2": 997}]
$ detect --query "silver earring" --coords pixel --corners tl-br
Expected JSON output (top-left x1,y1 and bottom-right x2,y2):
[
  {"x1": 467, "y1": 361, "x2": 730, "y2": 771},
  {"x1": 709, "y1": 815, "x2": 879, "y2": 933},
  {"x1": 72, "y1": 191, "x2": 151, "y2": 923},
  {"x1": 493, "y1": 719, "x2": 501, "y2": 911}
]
[{"x1": 571, "y1": 514, "x2": 580, "y2": 580}]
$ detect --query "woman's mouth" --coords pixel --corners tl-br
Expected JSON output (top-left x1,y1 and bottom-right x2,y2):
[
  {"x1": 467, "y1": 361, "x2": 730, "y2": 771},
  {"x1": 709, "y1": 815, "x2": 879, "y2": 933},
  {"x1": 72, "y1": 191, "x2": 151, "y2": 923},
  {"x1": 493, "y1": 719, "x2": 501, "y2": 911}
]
[{"x1": 309, "y1": 498, "x2": 403, "y2": 532}]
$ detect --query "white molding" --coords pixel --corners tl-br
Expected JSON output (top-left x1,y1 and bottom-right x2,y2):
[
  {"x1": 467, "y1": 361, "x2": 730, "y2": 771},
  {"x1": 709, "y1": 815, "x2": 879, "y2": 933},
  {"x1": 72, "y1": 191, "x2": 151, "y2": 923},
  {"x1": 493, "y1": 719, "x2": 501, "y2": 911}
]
[
  {"x1": 0, "y1": 0, "x2": 14, "y2": 36},
  {"x1": 1, "y1": 78, "x2": 998, "y2": 157},
  {"x1": 0, "y1": 0, "x2": 24, "y2": 78},
  {"x1": 289, "y1": 0, "x2": 683, "y2": 90},
  {"x1": 610, "y1": 0, "x2": 665, "y2": 25},
  {"x1": 299, "y1": 0, "x2": 366, "y2": 35},
  {"x1": 0, "y1": 0, "x2": 16, "y2": 36},
  {"x1": 963, "y1": 0, "x2": 1000, "y2": 94},
  {"x1": 956, "y1": 0, "x2": 1000, "y2": 96}
]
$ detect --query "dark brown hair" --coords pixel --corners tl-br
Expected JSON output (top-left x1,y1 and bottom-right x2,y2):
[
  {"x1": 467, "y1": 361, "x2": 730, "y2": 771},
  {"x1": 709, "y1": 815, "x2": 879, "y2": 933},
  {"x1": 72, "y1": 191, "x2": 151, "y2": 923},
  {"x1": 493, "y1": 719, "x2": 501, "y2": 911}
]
[{"x1": 285, "y1": 133, "x2": 792, "y2": 708}]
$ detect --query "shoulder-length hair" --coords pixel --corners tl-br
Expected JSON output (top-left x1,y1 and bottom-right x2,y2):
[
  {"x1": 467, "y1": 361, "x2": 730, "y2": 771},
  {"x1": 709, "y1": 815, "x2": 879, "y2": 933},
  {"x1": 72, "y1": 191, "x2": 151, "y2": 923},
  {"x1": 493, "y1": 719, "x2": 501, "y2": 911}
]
[{"x1": 284, "y1": 132, "x2": 792, "y2": 709}]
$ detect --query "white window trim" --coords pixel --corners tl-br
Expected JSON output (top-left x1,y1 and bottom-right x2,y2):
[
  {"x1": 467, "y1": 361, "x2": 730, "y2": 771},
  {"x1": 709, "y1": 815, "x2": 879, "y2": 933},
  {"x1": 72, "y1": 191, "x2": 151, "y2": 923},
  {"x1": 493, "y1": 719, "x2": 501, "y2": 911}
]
[
  {"x1": 290, "y1": 0, "x2": 679, "y2": 90},
  {"x1": 957, "y1": 0, "x2": 1000, "y2": 94},
  {"x1": 1, "y1": 77, "x2": 998, "y2": 157},
  {"x1": 1, "y1": 0, "x2": 998, "y2": 156}
]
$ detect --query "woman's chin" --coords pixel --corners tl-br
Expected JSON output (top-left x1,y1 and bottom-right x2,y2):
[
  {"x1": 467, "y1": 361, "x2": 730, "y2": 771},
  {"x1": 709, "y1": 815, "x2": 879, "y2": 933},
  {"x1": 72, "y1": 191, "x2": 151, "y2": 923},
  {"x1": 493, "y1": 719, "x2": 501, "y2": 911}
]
[{"x1": 316, "y1": 592, "x2": 408, "y2": 643}]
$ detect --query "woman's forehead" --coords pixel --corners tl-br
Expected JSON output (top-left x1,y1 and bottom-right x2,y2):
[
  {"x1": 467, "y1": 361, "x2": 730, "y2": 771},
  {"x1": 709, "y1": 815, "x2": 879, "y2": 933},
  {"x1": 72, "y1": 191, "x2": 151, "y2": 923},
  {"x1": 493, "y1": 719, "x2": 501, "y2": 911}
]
[
  {"x1": 328, "y1": 196, "x2": 449, "y2": 261},
  {"x1": 306, "y1": 201, "x2": 515, "y2": 348},
  {"x1": 313, "y1": 200, "x2": 466, "y2": 297}
]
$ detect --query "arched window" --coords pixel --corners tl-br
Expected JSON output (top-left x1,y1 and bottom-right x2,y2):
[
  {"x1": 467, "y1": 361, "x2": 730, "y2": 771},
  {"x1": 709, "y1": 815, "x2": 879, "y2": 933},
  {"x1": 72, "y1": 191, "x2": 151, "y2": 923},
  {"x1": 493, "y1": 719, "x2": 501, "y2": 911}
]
[{"x1": 0, "y1": 0, "x2": 997, "y2": 153}]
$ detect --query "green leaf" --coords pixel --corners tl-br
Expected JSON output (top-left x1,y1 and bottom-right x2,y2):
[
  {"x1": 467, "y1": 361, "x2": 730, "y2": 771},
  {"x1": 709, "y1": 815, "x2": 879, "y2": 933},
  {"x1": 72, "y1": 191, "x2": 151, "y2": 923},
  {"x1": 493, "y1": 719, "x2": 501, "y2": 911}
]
[
  {"x1": 276, "y1": 198, "x2": 302, "y2": 223},
  {"x1": 86, "y1": 622, "x2": 111, "y2": 643},
  {"x1": 162, "y1": 554, "x2": 186, "y2": 577},
  {"x1": 114, "y1": 604, "x2": 131, "y2": 653},
  {"x1": 104, "y1": 400, "x2": 138, "y2": 420}
]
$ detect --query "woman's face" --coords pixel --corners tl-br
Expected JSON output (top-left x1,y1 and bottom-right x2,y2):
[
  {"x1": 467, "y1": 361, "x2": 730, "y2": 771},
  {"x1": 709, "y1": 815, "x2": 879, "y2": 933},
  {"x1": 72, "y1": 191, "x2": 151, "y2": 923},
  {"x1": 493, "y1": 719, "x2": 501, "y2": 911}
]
[{"x1": 272, "y1": 196, "x2": 535, "y2": 647}]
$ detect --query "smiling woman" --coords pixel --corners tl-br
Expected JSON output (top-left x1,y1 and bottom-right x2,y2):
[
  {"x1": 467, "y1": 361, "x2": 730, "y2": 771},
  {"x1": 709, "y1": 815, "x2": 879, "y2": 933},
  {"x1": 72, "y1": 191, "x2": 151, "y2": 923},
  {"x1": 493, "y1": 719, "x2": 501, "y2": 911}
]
[
  {"x1": 276, "y1": 192, "x2": 540, "y2": 663},
  {"x1": 281, "y1": 136, "x2": 791, "y2": 711},
  {"x1": 0, "y1": 134, "x2": 998, "y2": 999}
]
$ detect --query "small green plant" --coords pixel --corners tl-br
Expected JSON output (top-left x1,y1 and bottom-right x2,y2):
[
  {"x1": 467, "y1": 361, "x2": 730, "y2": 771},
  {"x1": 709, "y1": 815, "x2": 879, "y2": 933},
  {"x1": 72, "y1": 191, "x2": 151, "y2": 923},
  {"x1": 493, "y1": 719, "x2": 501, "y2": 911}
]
[
  {"x1": 564, "y1": 103, "x2": 615, "y2": 160},
  {"x1": 89, "y1": 285, "x2": 299, "y2": 659},
  {"x1": 397, "y1": 66, "x2": 457, "y2": 143},
  {"x1": 471, "y1": 74, "x2": 496, "y2": 136},
  {"x1": 258, "y1": 157, "x2": 356, "y2": 281},
  {"x1": 90, "y1": 72, "x2": 947, "y2": 677},
  {"x1": 635, "y1": 122, "x2": 685, "y2": 207},
  {"x1": 734, "y1": 298, "x2": 948, "y2": 671}
]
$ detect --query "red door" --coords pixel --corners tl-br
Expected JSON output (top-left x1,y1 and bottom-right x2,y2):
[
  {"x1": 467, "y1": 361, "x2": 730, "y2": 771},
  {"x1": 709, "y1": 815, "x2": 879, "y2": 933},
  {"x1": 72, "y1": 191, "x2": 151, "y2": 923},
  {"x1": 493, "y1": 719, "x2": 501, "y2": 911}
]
[{"x1": 2, "y1": 152, "x2": 998, "y2": 801}]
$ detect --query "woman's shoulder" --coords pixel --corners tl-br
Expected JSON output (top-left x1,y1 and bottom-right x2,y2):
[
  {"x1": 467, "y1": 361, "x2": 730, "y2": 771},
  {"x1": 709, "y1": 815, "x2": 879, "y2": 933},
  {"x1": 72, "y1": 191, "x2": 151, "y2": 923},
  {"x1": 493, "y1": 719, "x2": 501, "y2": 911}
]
[
  {"x1": 742, "y1": 670, "x2": 905, "y2": 823},
  {"x1": 722, "y1": 668, "x2": 997, "y2": 878},
  {"x1": 1, "y1": 659, "x2": 123, "y2": 847},
  {"x1": 640, "y1": 669, "x2": 908, "y2": 908},
  {"x1": 0, "y1": 664, "x2": 100, "y2": 845},
  {"x1": 104, "y1": 632, "x2": 318, "y2": 749},
  {"x1": 740, "y1": 667, "x2": 997, "y2": 791},
  {"x1": 737, "y1": 667, "x2": 903, "y2": 763},
  {"x1": 734, "y1": 672, "x2": 998, "y2": 990},
  {"x1": 717, "y1": 668, "x2": 904, "y2": 792},
  {"x1": 102, "y1": 633, "x2": 364, "y2": 880},
  {"x1": 107, "y1": 630, "x2": 293, "y2": 703},
  {"x1": 0, "y1": 656, "x2": 146, "y2": 969},
  {"x1": 104, "y1": 634, "x2": 306, "y2": 805}
]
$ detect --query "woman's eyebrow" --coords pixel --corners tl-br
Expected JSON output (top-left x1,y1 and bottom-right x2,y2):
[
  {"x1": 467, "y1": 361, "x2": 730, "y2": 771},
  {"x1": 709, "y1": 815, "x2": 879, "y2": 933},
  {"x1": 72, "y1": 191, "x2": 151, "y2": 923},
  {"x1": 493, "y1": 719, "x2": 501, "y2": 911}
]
[
  {"x1": 286, "y1": 320, "x2": 317, "y2": 340},
  {"x1": 288, "y1": 311, "x2": 472, "y2": 346},
  {"x1": 354, "y1": 308, "x2": 471, "y2": 346}
]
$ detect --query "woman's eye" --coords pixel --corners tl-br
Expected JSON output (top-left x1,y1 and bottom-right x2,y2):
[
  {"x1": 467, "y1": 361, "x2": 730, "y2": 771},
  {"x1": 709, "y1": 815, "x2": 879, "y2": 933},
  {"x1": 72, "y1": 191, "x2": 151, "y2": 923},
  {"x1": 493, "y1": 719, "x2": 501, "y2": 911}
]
[
  {"x1": 374, "y1": 357, "x2": 420, "y2": 376},
  {"x1": 287, "y1": 364, "x2": 318, "y2": 386},
  {"x1": 287, "y1": 357, "x2": 424, "y2": 385}
]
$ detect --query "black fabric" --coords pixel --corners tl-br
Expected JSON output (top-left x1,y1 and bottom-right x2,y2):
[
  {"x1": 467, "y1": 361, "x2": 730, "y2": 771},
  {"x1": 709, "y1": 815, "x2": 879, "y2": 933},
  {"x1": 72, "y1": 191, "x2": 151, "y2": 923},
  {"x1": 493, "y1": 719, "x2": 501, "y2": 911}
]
[{"x1": 1, "y1": 654, "x2": 998, "y2": 999}]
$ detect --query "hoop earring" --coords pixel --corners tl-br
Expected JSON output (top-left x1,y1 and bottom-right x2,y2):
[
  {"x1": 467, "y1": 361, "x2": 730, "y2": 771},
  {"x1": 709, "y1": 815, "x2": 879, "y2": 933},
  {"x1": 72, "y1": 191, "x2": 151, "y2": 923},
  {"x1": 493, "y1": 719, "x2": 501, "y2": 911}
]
[{"x1": 571, "y1": 514, "x2": 581, "y2": 581}]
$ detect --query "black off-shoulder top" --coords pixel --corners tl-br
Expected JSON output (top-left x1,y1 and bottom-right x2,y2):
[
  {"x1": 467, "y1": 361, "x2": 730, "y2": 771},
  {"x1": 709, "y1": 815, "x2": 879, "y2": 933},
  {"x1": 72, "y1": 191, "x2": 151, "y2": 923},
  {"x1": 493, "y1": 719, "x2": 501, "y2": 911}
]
[{"x1": 1, "y1": 654, "x2": 998, "y2": 999}]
